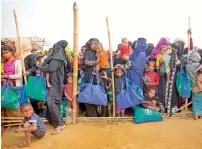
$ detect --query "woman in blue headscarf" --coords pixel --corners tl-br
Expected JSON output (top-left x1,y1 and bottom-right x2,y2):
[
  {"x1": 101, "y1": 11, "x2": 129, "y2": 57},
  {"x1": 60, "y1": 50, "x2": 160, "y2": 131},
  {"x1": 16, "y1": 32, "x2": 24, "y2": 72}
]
[{"x1": 123, "y1": 38, "x2": 148, "y2": 89}]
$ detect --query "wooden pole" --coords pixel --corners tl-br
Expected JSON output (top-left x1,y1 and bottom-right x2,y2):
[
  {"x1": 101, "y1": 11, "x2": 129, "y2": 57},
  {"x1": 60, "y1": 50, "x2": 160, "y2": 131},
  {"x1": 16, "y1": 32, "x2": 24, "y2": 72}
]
[
  {"x1": 72, "y1": 2, "x2": 79, "y2": 124},
  {"x1": 185, "y1": 17, "x2": 191, "y2": 112},
  {"x1": 13, "y1": 10, "x2": 27, "y2": 84},
  {"x1": 106, "y1": 17, "x2": 116, "y2": 117}
]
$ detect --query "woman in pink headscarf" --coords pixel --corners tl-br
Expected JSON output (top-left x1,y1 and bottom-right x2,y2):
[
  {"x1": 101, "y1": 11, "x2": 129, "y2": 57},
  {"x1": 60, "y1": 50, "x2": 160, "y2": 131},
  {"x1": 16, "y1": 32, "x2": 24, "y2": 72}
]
[{"x1": 149, "y1": 37, "x2": 170, "y2": 59}]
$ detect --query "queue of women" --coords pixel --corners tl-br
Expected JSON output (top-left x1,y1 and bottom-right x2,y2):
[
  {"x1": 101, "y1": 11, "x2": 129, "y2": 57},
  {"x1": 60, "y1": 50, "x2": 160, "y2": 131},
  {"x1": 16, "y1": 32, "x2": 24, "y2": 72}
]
[{"x1": 1, "y1": 30, "x2": 202, "y2": 133}]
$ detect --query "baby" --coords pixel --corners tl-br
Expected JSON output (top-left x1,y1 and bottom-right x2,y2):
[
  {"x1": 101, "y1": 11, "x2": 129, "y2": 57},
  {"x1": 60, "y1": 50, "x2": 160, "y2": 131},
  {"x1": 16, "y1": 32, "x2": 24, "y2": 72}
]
[
  {"x1": 95, "y1": 42, "x2": 108, "y2": 79},
  {"x1": 116, "y1": 38, "x2": 133, "y2": 59},
  {"x1": 16, "y1": 103, "x2": 46, "y2": 148},
  {"x1": 194, "y1": 64, "x2": 202, "y2": 91},
  {"x1": 156, "y1": 45, "x2": 167, "y2": 73},
  {"x1": 163, "y1": 44, "x2": 172, "y2": 83}
]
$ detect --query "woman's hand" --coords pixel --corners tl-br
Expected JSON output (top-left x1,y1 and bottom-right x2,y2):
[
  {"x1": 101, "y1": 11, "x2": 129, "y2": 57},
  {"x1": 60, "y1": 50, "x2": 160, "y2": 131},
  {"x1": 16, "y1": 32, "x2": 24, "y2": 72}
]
[
  {"x1": 1, "y1": 75, "x2": 8, "y2": 79},
  {"x1": 95, "y1": 65, "x2": 100, "y2": 72},
  {"x1": 24, "y1": 72, "x2": 30, "y2": 76}
]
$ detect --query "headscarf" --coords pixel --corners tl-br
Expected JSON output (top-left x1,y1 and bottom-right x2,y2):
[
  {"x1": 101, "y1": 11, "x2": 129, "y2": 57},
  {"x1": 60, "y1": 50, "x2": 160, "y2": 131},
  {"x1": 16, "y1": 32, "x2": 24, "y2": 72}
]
[
  {"x1": 170, "y1": 43, "x2": 179, "y2": 70},
  {"x1": 150, "y1": 37, "x2": 169, "y2": 58},
  {"x1": 15, "y1": 38, "x2": 32, "y2": 59},
  {"x1": 189, "y1": 52, "x2": 201, "y2": 63},
  {"x1": 131, "y1": 40, "x2": 137, "y2": 49},
  {"x1": 174, "y1": 39, "x2": 185, "y2": 58},
  {"x1": 145, "y1": 43, "x2": 154, "y2": 57},
  {"x1": 130, "y1": 38, "x2": 148, "y2": 61},
  {"x1": 51, "y1": 40, "x2": 67, "y2": 61}
]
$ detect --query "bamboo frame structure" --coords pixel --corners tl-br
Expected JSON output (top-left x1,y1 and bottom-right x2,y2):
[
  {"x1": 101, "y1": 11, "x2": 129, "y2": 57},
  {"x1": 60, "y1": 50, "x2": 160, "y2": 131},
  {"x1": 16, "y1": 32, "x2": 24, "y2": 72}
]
[
  {"x1": 185, "y1": 17, "x2": 191, "y2": 112},
  {"x1": 72, "y1": 2, "x2": 79, "y2": 124},
  {"x1": 13, "y1": 10, "x2": 27, "y2": 84},
  {"x1": 106, "y1": 17, "x2": 116, "y2": 117}
]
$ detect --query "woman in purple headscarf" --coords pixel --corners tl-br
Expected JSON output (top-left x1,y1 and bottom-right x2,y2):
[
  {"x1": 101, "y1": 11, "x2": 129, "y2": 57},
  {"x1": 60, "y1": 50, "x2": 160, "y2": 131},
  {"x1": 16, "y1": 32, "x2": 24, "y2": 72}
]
[
  {"x1": 123, "y1": 38, "x2": 148, "y2": 89},
  {"x1": 149, "y1": 37, "x2": 169, "y2": 59}
]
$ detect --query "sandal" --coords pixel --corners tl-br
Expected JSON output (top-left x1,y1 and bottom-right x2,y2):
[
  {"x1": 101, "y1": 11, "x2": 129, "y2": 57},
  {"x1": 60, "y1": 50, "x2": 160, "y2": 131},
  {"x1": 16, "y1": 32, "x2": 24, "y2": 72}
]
[{"x1": 18, "y1": 141, "x2": 30, "y2": 148}]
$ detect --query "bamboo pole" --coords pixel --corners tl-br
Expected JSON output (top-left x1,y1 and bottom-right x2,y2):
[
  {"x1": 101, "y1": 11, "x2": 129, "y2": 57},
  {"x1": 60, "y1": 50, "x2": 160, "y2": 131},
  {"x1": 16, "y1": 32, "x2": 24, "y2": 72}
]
[
  {"x1": 185, "y1": 17, "x2": 191, "y2": 112},
  {"x1": 72, "y1": 2, "x2": 79, "y2": 124},
  {"x1": 173, "y1": 101, "x2": 193, "y2": 114},
  {"x1": 106, "y1": 17, "x2": 116, "y2": 117},
  {"x1": 13, "y1": 10, "x2": 27, "y2": 84}
]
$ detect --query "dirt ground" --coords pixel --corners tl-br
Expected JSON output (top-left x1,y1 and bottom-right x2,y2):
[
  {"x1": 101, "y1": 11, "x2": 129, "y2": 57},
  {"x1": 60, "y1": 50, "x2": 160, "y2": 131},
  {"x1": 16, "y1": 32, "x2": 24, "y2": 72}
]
[{"x1": 2, "y1": 117, "x2": 202, "y2": 149}]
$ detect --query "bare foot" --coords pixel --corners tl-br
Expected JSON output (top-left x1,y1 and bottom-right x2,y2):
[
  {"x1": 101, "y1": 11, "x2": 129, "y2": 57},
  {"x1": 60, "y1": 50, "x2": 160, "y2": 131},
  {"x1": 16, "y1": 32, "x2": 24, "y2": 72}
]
[
  {"x1": 18, "y1": 141, "x2": 30, "y2": 148},
  {"x1": 194, "y1": 115, "x2": 199, "y2": 120},
  {"x1": 47, "y1": 82, "x2": 51, "y2": 88}
]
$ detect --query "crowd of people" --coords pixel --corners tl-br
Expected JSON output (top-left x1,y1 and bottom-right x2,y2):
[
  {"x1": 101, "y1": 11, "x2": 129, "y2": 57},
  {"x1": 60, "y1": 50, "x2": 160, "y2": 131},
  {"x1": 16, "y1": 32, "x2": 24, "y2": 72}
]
[{"x1": 1, "y1": 30, "x2": 202, "y2": 147}]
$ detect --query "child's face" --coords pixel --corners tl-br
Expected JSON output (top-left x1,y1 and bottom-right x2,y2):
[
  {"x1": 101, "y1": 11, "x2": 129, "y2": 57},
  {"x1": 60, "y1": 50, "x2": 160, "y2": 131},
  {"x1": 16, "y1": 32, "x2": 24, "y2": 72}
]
[
  {"x1": 115, "y1": 69, "x2": 124, "y2": 77},
  {"x1": 160, "y1": 48, "x2": 167, "y2": 54},
  {"x1": 148, "y1": 62, "x2": 155, "y2": 72},
  {"x1": 148, "y1": 89, "x2": 156, "y2": 99},
  {"x1": 21, "y1": 106, "x2": 33, "y2": 118},
  {"x1": 67, "y1": 77, "x2": 73, "y2": 84},
  {"x1": 145, "y1": 64, "x2": 149, "y2": 72},
  {"x1": 122, "y1": 40, "x2": 129, "y2": 47},
  {"x1": 166, "y1": 45, "x2": 172, "y2": 53},
  {"x1": 2, "y1": 50, "x2": 13, "y2": 60}
]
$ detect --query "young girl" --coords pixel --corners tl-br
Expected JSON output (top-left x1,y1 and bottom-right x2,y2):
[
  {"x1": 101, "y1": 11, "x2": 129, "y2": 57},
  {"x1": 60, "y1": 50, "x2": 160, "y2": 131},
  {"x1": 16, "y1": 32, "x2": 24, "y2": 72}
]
[
  {"x1": 1, "y1": 44, "x2": 23, "y2": 120},
  {"x1": 194, "y1": 64, "x2": 202, "y2": 91},
  {"x1": 114, "y1": 64, "x2": 127, "y2": 117},
  {"x1": 143, "y1": 61, "x2": 160, "y2": 92},
  {"x1": 142, "y1": 88, "x2": 160, "y2": 111}
]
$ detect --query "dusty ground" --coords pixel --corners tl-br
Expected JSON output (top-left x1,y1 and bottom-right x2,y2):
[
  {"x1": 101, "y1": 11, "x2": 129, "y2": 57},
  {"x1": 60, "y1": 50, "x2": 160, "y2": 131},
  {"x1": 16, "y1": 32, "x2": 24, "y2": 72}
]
[{"x1": 2, "y1": 117, "x2": 202, "y2": 149}]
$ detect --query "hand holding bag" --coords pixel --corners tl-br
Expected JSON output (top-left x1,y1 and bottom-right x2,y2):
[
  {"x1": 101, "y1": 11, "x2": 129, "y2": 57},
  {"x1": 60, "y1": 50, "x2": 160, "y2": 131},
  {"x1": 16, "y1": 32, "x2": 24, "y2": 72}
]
[{"x1": 77, "y1": 72, "x2": 107, "y2": 106}]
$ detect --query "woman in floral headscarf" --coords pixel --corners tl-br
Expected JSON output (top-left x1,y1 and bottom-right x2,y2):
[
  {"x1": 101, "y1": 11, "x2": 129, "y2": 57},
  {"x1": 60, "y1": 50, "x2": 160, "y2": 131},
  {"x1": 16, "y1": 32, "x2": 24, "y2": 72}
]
[{"x1": 149, "y1": 37, "x2": 169, "y2": 59}]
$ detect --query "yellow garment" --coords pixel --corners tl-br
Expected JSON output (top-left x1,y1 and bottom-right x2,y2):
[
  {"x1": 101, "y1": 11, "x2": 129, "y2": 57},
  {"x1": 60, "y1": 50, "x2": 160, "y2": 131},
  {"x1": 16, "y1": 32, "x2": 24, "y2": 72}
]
[
  {"x1": 156, "y1": 54, "x2": 163, "y2": 67},
  {"x1": 99, "y1": 49, "x2": 108, "y2": 68},
  {"x1": 1, "y1": 62, "x2": 4, "y2": 74}
]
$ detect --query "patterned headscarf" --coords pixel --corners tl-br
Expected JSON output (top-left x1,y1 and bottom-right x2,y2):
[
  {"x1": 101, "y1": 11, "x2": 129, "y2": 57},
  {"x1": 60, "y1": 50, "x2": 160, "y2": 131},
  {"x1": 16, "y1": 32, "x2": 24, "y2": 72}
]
[{"x1": 150, "y1": 37, "x2": 169, "y2": 58}]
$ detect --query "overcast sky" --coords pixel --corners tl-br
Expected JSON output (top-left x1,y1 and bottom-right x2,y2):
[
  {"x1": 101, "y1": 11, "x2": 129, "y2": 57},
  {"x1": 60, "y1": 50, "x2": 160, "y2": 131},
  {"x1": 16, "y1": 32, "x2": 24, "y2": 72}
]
[{"x1": 1, "y1": 0, "x2": 202, "y2": 50}]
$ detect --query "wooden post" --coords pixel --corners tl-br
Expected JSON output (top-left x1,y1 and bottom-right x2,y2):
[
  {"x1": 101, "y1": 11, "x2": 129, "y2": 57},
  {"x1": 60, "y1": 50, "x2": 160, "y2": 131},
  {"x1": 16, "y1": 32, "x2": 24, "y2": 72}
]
[
  {"x1": 13, "y1": 10, "x2": 27, "y2": 84},
  {"x1": 72, "y1": 2, "x2": 79, "y2": 124},
  {"x1": 185, "y1": 17, "x2": 191, "y2": 112},
  {"x1": 106, "y1": 17, "x2": 116, "y2": 117}
]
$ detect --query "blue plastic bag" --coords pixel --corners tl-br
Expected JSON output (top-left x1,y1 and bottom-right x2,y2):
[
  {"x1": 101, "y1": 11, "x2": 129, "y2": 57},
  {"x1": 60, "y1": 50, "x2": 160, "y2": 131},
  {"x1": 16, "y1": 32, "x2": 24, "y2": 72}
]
[
  {"x1": 116, "y1": 77, "x2": 145, "y2": 110},
  {"x1": 176, "y1": 67, "x2": 191, "y2": 98},
  {"x1": 19, "y1": 86, "x2": 28, "y2": 105},
  {"x1": 77, "y1": 72, "x2": 107, "y2": 106}
]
